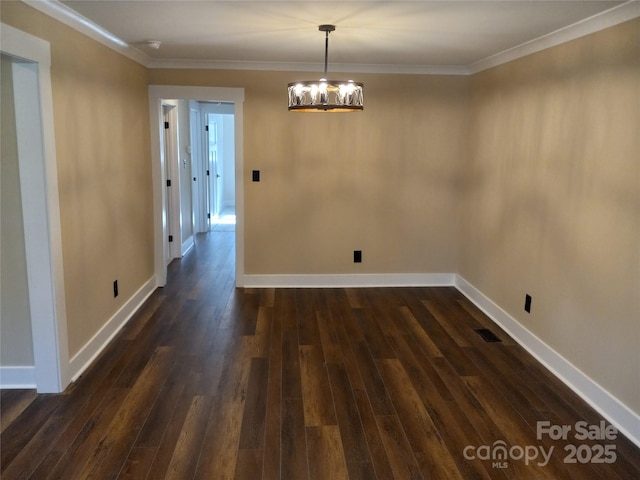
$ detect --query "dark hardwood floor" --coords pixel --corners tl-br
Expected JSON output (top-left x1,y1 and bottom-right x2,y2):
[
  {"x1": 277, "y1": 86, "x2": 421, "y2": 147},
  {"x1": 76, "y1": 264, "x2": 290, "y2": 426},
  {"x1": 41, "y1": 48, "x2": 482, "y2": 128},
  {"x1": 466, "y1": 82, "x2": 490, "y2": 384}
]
[{"x1": 2, "y1": 231, "x2": 639, "y2": 479}]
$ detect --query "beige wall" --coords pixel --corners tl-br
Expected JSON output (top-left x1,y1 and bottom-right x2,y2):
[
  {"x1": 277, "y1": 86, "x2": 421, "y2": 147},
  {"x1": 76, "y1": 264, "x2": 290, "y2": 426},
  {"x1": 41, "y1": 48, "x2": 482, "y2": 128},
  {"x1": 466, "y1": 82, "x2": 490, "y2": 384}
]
[
  {"x1": 150, "y1": 69, "x2": 470, "y2": 274},
  {"x1": 1, "y1": 54, "x2": 35, "y2": 366},
  {"x1": 1, "y1": 2, "x2": 154, "y2": 357},
  {"x1": 460, "y1": 19, "x2": 640, "y2": 412}
]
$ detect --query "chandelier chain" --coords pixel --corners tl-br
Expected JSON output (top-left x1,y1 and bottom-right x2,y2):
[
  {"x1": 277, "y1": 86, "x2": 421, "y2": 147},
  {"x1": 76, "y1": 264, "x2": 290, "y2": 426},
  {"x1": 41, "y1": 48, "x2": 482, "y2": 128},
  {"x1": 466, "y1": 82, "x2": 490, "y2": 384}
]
[{"x1": 324, "y1": 29, "x2": 329, "y2": 77}]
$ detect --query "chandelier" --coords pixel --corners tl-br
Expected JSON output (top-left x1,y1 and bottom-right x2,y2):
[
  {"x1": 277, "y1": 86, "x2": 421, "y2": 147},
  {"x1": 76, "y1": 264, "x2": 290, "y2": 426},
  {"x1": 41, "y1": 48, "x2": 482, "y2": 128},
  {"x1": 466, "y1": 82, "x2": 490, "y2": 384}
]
[{"x1": 287, "y1": 25, "x2": 364, "y2": 112}]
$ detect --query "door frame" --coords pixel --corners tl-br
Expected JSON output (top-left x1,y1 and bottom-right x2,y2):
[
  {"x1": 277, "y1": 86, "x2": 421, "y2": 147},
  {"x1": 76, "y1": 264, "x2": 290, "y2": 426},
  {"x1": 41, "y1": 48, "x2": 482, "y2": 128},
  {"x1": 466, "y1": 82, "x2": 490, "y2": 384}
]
[
  {"x1": 148, "y1": 85, "x2": 245, "y2": 287},
  {"x1": 201, "y1": 106, "x2": 236, "y2": 225},
  {"x1": 1, "y1": 23, "x2": 70, "y2": 392}
]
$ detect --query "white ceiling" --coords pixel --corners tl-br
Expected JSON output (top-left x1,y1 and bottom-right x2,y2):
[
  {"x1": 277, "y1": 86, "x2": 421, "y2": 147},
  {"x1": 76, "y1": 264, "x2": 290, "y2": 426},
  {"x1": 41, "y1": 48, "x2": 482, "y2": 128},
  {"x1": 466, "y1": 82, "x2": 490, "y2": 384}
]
[{"x1": 49, "y1": 1, "x2": 635, "y2": 73}]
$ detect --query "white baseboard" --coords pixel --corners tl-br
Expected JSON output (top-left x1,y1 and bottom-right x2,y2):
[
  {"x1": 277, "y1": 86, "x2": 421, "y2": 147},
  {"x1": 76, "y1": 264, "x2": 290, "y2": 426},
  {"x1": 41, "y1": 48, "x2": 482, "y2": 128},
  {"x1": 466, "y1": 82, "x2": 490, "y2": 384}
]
[
  {"x1": 0, "y1": 366, "x2": 36, "y2": 389},
  {"x1": 454, "y1": 274, "x2": 640, "y2": 448},
  {"x1": 182, "y1": 235, "x2": 194, "y2": 256},
  {"x1": 242, "y1": 273, "x2": 455, "y2": 288},
  {"x1": 13, "y1": 267, "x2": 637, "y2": 448},
  {"x1": 68, "y1": 276, "x2": 157, "y2": 382}
]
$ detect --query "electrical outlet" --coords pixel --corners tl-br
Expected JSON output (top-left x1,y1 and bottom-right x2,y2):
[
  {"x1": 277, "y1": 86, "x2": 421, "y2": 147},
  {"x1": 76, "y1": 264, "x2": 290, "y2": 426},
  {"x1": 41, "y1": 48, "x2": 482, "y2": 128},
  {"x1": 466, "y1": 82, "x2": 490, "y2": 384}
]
[
  {"x1": 252, "y1": 170, "x2": 260, "y2": 182},
  {"x1": 114, "y1": 280, "x2": 119, "y2": 298},
  {"x1": 524, "y1": 294, "x2": 532, "y2": 313},
  {"x1": 354, "y1": 250, "x2": 362, "y2": 263}
]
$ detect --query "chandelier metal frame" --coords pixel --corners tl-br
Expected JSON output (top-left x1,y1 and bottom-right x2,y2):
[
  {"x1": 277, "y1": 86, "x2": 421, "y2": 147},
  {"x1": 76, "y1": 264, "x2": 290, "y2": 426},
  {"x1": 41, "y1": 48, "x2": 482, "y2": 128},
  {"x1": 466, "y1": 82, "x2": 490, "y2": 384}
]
[{"x1": 287, "y1": 25, "x2": 364, "y2": 112}]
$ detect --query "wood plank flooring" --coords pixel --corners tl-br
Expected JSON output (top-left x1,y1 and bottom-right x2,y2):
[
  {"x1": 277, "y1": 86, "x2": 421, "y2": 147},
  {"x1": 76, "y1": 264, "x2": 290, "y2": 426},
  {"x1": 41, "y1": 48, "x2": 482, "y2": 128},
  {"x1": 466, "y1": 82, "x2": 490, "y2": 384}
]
[{"x1": 2, "y1": 231, "x2": 639, "y2": 479}]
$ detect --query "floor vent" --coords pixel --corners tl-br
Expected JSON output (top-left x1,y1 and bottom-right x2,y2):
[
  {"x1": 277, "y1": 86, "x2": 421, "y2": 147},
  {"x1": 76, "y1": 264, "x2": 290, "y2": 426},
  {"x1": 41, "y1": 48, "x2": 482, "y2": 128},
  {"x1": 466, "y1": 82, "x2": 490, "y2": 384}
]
[{"x1": 475, "y1": 328, "x2": 502, "y2": 343}]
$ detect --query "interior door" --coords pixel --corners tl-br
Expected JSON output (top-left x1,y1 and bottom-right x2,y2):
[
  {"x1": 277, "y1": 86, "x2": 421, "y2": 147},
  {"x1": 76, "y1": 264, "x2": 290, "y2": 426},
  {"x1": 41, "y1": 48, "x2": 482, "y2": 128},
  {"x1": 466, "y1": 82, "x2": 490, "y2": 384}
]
[
  {"x1": 189, "y1": 103, "x2": 206, "y2": 233},
  {"x1": 206, "y1": 116, "x2": 219, "y2": 223},
  {"x1": 162, "y1": 104, "x2": 181, "y2": 262}
]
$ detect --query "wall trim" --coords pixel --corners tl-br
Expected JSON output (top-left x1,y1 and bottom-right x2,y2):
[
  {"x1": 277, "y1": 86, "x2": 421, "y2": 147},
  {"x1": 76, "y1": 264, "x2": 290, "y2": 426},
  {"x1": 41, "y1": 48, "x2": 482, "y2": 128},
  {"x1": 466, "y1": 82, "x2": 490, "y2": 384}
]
[
  {"x1": 0, "y1": 366, "x2": 36, "y2": 389},
  {"x1": 454, "y1": 275, "x2": 640, "y2": 448},
  {"x1": 242, "y1": 273, "x2": 455, "y2": 288},
  {"x1": 469, "y1": 1, "x2": 640, "y2": 73},
  {"x1": 22, "y1": 0, "x2": 638, "y2": 76},
  {"x1": 146, "y1": 59, "x2": 471, "y2": 76},
  {"x1": 68, "y1": 276, "x2": 156, "y2": 382},
  {"x1": 21, "y1": 0, "x2": 148, "y2": 65}
]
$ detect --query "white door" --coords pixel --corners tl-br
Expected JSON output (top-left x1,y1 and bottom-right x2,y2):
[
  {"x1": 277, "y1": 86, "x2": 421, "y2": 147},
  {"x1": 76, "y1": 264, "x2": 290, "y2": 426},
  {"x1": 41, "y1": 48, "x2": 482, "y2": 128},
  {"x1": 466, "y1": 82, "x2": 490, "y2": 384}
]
[
  {"x1": 189, "y1": 103, "x2": 207, "y2": 233},
  {"x1": 162, "y1": 104, "x2": 180, "y2": 262},
  {"x1": 205, "y1": 116, "x2": 220, "y2": 223}
]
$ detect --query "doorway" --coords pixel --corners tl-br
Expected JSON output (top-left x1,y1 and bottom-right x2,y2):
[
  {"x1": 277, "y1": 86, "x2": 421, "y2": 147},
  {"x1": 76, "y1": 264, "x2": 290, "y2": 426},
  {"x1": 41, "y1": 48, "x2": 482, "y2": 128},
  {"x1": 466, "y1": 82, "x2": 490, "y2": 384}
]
[
  {"x1": 200, "y1": 103, "x2": 236, "y2": 229},
  {"x1": 0, "y1": 24, "x2": 70, "y2": 392},
  {"x1": 148, "y1": 86, "x2": 245, "y2": 288}
]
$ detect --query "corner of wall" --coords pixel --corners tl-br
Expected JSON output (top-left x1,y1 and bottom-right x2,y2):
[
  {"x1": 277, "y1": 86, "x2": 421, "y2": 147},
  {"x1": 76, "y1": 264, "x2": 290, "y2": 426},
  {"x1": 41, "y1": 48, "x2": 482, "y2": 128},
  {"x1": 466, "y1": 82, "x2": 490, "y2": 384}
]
[
  {"x1": 454, "y1": 274, "x2": 640, "y2": 448},
  {"x1": 68, "y1": 276, "x2": 157, "y2": 382}
]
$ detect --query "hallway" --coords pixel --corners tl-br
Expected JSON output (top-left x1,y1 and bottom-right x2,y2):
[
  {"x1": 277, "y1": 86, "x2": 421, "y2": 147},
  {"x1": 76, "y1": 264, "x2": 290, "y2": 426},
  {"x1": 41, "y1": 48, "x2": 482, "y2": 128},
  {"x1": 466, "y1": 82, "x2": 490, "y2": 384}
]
[{"x1": 1, "y1": 232, "x2": 639, "y2": 479}]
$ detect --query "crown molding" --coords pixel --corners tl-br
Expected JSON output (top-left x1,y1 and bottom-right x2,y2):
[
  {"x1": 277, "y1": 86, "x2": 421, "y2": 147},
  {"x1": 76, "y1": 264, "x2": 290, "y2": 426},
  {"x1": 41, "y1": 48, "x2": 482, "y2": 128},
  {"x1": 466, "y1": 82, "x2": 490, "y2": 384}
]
[
  {"x1": 21, "y1": 0, "x2": 150, "y2": 66},
  {"x1": 469, "y1": 0, "x2": 640, "y2": 74},
  {"x1": 147, "y1": 58, "x2": 470, "y2": 76},
  {"x1": 21, "y1": 0, "x2": 639, "y2": 76}
]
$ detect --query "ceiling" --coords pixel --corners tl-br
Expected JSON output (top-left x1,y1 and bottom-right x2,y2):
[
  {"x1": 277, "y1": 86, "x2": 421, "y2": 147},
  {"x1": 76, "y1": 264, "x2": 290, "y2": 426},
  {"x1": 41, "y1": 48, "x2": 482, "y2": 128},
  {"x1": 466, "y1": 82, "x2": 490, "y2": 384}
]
[{"x1": 55, "y1": 1, "x2": 632, "y2": 73}]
